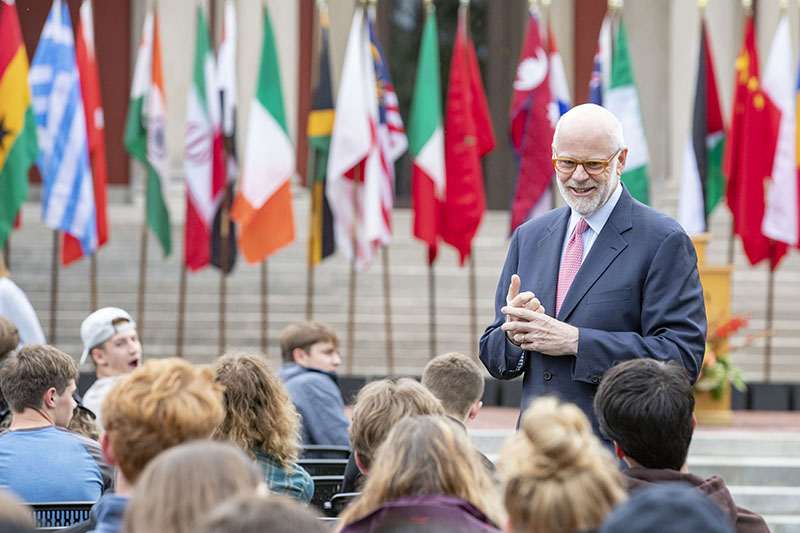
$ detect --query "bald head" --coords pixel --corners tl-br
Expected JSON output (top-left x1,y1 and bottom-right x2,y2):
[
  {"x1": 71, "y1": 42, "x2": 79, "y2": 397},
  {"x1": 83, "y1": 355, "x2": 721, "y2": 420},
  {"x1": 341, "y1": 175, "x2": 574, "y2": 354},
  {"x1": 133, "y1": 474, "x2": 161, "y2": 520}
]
[{"x1": 553, "y1": 104, "x2": 625, "y2": 154}]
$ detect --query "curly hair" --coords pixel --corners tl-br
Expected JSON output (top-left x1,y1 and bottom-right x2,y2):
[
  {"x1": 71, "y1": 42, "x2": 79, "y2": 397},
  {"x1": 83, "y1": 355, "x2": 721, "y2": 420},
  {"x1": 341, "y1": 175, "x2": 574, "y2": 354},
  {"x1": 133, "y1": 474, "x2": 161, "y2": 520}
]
[
  {"x1": 498, "y1": 397, "x2": 626, "y2": 533},
  {"x1": 338, "y1": 415, "x2": 505, "y2": 530},
  {"x1": 212, "y1": 352, "x2": 301, "y2": 466},
  {"x1": 102, "y1": 358, "x2": 225, "y2": 482}
]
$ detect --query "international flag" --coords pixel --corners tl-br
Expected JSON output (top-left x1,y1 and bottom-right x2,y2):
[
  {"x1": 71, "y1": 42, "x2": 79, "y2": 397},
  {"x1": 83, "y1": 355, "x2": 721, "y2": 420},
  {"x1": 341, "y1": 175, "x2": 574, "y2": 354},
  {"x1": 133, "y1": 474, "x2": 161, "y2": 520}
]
[
  {"x1": 587, "y1": 14, "x2": 611, "y2": 106},
  {"x1": 230, "y1": 4, "x2": 295, "y2": 263},
  {"x1": 678, "y1": 20, "x2": 725, "y2": 235},
  {"x1": 509, "y1": 5, "x2": 553, "y2": 234},
  {"x1": 0, "y1": 0, "x2": 38, "y2": 250},
  {"x1": 723, "y1": 15, "x2": 782, "y2": 268},
  {"x1": 762, "y1": 13, "x2": 799, "y2": 262},
  {"x1": 184, "y1": 6, "x2": 224, "y2": 271},
  {"x1": 307, "y1": 6, "x2": 336, "y2": 267},
  {"x1": 442, "y1": 3, "x2": 496, "y2": 265},
  {"x1": 62, "y1": 0, "x2": 108, "y2": 265},
  {"x1": 605, "y1": 19, "x2": 650, "y2": 204},
  {"x1": 29, "y1": 0, "x2": 97, "y2": 257},
  {"x1": 124, "y1": 6, "x2": 171, "y2": 256},
  {"x1": 409, "y1": 3, "x2": 444, "y2": 264},
  {"x1": 326, "y1": 7, "x2": 382, "y2": 271},
  {"x1": 212, "y1": 0, "x2": 238, "y2": 273},
  {"x1": 549, "y1": 24, "x2": 571, "y2": 118}
]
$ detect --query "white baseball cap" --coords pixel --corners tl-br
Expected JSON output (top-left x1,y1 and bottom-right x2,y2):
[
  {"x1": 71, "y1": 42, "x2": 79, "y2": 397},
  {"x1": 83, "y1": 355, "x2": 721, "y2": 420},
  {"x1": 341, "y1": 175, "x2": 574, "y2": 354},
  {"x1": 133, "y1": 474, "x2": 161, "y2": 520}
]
[{"x1": 80, "y1": 307, "x2": 137, "y2": 365}]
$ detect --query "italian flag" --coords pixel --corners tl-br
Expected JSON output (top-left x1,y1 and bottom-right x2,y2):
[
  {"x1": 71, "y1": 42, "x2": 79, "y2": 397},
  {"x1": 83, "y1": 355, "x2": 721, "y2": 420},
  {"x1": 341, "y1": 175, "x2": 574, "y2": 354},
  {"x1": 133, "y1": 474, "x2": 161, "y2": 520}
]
[
  {"x1": 123, "y1": 7, "x2": 171, "y2": 256},
  {"x1": 605, "y1": 20, "x2": 650, "y2": 204},
  {"x1": 409, "y1": 6, "x2": 444, "y2": 264},
  {"x1": 230, "y1": 5, "x2": 295, "y2": 263},
  {"x1": 0, "y1": 0, "x2": 38, "y2": 249}
]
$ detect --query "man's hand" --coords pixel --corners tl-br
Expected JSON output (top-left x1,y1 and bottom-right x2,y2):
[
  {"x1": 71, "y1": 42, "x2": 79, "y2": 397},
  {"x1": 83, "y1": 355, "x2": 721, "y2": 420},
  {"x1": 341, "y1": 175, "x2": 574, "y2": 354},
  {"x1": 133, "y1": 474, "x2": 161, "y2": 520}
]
[
  {"x1": 505, "y1": 274, "x2": 545, "y2": 345},
  {"x1": 501, "y1": 305, "x2": 579, "y2": 356}
]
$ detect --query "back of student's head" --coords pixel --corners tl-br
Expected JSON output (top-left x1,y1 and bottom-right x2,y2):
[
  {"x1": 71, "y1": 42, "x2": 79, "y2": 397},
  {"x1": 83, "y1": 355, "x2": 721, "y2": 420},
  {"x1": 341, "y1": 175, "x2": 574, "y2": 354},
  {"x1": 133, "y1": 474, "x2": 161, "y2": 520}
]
[
  {"x1": 198, "y1": 494, "x2": 326, "y2": 533},
  {"x1": 102, "y1": 358, "x2": 225, "y2": 482},
  {"x1": 339, "y1": 415, "x2": 504, "y2": 529},
  {"x1": 212, "y1": 352, "x2": 301, "y2": 466},
  {"x1": 0, "y1": 318, "x2": 19, "y2": 362},
  {"x1": 421, "y1": 352, "x2": 484, "y2": 421},
  {"x1": 499, "y1": 397, "x2": 626, "y2": 533},
  {"x1": 0, "y1": 344, "x2": 77, "y2": 412},
  {"x1": 279, "y1": 321, "x2": 339, "y2": 363},
  {"x1": 0, "y1": 488, "x2": 36, "y2": 532},
  {"x1": 593, "y1": 359, "x2": 694, "y2": 470},
  {"x1": 349, "y1": 378, "x2": 443, "y2": 471},
  {"x1": 125, "y1": 441, "x2": 263, "y2": 533}
]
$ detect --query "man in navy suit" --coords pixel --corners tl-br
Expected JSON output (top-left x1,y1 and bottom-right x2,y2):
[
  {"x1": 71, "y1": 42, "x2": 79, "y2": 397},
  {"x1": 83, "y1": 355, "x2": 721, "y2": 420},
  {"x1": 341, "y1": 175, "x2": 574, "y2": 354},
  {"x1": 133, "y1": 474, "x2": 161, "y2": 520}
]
[{"x1": 479, "y1": 104, "x2": 706, "y2": 443}]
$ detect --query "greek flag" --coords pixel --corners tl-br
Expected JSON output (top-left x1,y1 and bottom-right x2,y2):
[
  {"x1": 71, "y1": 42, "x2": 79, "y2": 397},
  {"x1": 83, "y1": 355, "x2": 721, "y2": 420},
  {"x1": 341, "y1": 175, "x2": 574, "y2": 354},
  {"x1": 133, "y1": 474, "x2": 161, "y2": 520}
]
[{"x1": 29, "y1": 0, "x2": 97, "y2": 256}]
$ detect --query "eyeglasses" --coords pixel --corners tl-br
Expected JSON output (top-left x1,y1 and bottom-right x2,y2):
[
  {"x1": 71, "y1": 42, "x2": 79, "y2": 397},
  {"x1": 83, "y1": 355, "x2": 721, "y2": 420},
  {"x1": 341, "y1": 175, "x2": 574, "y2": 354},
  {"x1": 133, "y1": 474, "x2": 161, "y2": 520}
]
[{"x1": 552, "y1": 149, "x2": 621, "y2": 176}]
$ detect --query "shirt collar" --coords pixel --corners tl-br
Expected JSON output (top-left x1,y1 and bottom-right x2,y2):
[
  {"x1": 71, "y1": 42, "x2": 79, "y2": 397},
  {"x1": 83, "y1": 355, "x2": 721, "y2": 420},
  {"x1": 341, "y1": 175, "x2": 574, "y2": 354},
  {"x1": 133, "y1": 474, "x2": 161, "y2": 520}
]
[{"x1": 568, "y1": 182, "x2": 622, "y2": 236}]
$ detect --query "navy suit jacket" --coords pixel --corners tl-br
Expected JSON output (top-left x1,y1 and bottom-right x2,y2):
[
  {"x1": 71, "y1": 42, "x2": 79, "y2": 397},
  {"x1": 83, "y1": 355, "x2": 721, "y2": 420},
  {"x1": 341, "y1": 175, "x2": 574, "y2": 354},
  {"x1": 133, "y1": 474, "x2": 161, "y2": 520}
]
[{"x1": 479, "y1": 186, "x2": 706, "y2": 441}]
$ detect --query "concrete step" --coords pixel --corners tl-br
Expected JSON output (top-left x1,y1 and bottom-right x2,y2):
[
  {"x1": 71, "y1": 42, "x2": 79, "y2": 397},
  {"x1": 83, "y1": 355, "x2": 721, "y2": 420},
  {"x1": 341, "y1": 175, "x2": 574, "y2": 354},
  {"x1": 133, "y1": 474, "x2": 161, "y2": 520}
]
[
  {"x1": 728, "y1": 486, "x2": 800, "y2": 516},
  {"x1": 687, "y1": 456, "x2": 800, "y2": 487},
  {"x1": 764, "y1": 515, "x2": 800, "y2": 533},
  {"x1": 689, "y1": 432, "x2": 800, "y2": 458}
]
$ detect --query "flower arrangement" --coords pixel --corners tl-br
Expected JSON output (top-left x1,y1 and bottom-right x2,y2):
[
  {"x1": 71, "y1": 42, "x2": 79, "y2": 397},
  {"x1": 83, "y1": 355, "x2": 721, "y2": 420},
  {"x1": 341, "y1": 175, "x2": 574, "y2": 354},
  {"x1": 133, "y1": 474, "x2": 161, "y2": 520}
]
[{"x1": 694, "y1": 315, "x2": 754, "y2": 400}]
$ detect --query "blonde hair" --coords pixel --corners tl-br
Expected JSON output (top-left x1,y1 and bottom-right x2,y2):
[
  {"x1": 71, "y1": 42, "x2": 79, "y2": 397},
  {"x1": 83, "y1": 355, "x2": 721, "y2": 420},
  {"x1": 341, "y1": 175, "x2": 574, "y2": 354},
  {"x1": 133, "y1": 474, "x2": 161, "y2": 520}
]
[
  {"x1": 212, "y1": 352, "x2": 301, "y2": 466},
  {"x1": 338, "y1": 415, "x2": 505, "y2": 530},
  {"x1": 102, "y1": 358, "x2": 225, "y2": 482},
  {"x1": 124, "y1": 441, "x2": 262, "y2": 533},
  {"x1": 349, "y1": 378, "x2": 443, "y2": 471},
  {"x1": 421, "y1": 352, "x2": 484, "y2": 421},
  {"x1": 498, "y1": 397, "x2": 626, "y2": 533}
]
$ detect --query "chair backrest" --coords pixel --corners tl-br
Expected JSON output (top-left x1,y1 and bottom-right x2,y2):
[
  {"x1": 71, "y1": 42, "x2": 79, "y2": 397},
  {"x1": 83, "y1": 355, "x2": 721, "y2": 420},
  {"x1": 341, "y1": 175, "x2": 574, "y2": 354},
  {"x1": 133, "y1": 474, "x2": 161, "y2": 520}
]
[
  {"x1": 297, "y1": 458, "x2": 348, "y2": 477},
  {"x1": 301, "y1": 445, "x2": 351, "y2": 460},
  {"x1": 28, "y1": 501, "x2": 93, "y2": 529},
  {"x1": 310, "y1": 475, "x2": 344, "y2": 511},
  {"x1": 324, "y1": 492, "x2": 360, "y2": 518}
]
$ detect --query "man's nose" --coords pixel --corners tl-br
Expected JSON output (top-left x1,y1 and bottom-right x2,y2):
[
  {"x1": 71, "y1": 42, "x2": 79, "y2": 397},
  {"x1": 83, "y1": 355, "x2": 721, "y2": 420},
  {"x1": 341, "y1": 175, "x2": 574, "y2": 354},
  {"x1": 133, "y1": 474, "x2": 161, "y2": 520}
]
[{"x1": 333, "y1": 353, "x2": 342, "y2": 365}]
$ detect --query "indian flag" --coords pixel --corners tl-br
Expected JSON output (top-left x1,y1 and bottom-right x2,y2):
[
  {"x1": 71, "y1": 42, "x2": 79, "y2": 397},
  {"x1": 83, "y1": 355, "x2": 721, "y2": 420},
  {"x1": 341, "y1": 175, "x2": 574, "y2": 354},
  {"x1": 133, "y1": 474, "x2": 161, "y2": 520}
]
[
  {"x1": 0, "y1": 0, "x2": 38, "y2": 249},
  {"x1": 409, "y1": 4, "x2": 444, "y2": 264},
  {"x1": 230, "y1": 5, "x2": 295, "y2": 263},
  {"x1": 123, "y1": 6, "x2": 171, "y2": 256},
  {"x1": 605, "y1": 20, "x2": 650, "y2": 204}
]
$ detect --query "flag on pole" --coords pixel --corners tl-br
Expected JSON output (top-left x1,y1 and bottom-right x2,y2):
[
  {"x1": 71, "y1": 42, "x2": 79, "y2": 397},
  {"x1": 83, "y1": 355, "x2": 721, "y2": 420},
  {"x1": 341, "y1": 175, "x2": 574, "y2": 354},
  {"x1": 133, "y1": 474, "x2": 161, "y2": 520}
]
[
  {"x1": 326, "y1": 6, "x2": 381, "y2": 271},
  {"x1": 549, "y1": 23, "x2": 571, "y2": 118},
  {"x1": 509, "y1": 5, "x2": 553, "y2": 234},
  {"x1": 605, "y1": 19, "x2": 650, "y2": 204},
  {"x1": 124, "y1": 6, "x2": 171, "y2": 256},
  {"x1": 409, "y1": 3, "x2": 444, "y2": 264},
  {"x1": 211, "y1": 0, "x2": 238, "y2": 273},
  {"x1": 0, "y1": 0, "x2": 38, "y2": 250},
  {"x1": 442, "y1": 3, "x2": 496, "y2": 265},
  {"x1": 184, "y1": 5, "x2": 224, "y2": 272},
  {"x1": 307, "y1": 6, "x2": 336, "y2": 267},
  {"x1": 723, "y1": 15, "x2": 782, "y2": 268},
  {"x1": 62, "y1": 0, "x2": 109, "y2": 265},
  {"x1": 678, "y1": 20, "x2": 725, "y2": 235},
  {"x1": 587, "y1": 14, "x2": 611, "y2": 106},
  {"x1": 29, "y1": 0, "x2": 97, "y2": 257},
  {"x1": 230, "y1": 4, "x2": 295, "y2": 263},
  {"x1": 762, "y1": 13, "x2": 799, "y2": 259}
]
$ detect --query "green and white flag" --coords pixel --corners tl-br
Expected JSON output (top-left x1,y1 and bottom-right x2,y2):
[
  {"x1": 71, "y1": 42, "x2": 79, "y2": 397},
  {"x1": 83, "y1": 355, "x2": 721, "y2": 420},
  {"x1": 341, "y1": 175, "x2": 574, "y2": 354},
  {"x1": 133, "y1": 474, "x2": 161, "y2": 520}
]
[
  {"x1": 123, "y1": 6, "x2": 171, "y2": 255},
  {"x1": 606, "y1": 20, "x2": 649, "y2": 204}
]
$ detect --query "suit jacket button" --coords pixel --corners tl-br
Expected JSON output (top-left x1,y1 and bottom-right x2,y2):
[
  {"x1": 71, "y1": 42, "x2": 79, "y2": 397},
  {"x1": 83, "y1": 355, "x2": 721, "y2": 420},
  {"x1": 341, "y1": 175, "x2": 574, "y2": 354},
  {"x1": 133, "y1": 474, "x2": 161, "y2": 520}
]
[
  {"x1": 591, "y1": 376, "x2": 600, "y2": 384},
  {"x1": 543, "y1": 371, "x2": 552, "y2": 381}
]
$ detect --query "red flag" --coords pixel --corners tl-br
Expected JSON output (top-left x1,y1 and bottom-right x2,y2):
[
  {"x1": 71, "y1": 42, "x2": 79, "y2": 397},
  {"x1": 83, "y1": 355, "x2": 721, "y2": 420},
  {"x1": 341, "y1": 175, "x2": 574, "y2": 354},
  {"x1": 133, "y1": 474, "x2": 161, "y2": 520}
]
[
  {"x1": 442, "y1": 4, "x2": 496, "y2": 265},
  {"x1": 63, "y1": 0, "x2": 108, "y2": 265},
  {"x1": 509, "y1": 7, "x2": 554, "y2": 234},
  {"x1": 723, "y1": 16, "x2": 784, "y2": 268}
]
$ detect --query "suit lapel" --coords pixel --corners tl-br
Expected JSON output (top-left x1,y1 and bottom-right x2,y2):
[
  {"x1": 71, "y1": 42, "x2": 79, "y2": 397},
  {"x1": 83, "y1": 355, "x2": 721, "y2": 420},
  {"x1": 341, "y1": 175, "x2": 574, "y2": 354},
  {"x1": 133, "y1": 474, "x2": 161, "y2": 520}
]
[
  {"x1": 535, "y1": 209, "x2": 570, "y2": 317},
  {"x1": 556, "y1": 188, "x2": 633, "y2": 321}
]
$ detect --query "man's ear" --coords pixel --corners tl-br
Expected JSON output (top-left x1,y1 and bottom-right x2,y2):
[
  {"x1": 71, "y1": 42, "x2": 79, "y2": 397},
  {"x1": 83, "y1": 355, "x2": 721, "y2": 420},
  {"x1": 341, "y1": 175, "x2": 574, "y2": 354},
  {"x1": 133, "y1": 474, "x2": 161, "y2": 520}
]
[
  {"x1": 354, "y1": 451, "x2": 368, "y2": 475},
  {"x1": 43, "y1": 387, "x2": 57, "y2": 409},
  {"x1": 613, "y1": 441, "x2": 626, "y2": 460},
  {"x1": 615, "y1": 148, "x2": 628, "y2": 175},
  {"x1": 90, "y1": 346, "x2": 106, "y2": 367},
  {"x1": 100, "y1": 432, "x2": 118, "y2": 467},
  {"x1": 468, "y1": 400, "x2": 483, "y2": 420},
  {"x1": 292, "y1": 347, "x2": 307, "y2": 366}
]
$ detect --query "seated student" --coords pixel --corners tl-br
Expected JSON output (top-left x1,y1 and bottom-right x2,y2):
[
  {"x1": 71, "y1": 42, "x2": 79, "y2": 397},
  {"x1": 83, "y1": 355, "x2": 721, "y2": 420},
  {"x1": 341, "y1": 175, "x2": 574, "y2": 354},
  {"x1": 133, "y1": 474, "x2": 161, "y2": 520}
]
[
  {"x1": 337, "y1": 415, "x2": 505, "y2": 532},
  {"x1": 497, "y1": 397, "x2": 626, "y2": 533},
  {"x1": 213, "y1": 352, "x2": 314, "y2": 503},
  {"x1": 198, "y1": 494, "x2": 326, "y2": 533},
  {"x1": 124, "y1": 441, "x2": 263, "y2": 533},
  {"x1": 278, "y1": 321, "x2": 350, "y2": 447},
  {"x1": 593, "y1": 359, "x2": 769, "y2": 533},
  {"x1": 0, "y1": 344, "x2": 113, "y2": 503},
  {"x1": 342, "y1": 378, "x2": 443, "y2": 492}
]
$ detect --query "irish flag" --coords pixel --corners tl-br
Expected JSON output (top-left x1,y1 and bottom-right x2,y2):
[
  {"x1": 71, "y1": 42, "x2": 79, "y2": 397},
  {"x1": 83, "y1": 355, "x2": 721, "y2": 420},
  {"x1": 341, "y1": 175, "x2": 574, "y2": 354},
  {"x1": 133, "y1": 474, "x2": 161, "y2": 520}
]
[
  {"x1": 0, "y1": 0, "x2": 38, "y2": 249},
  {"x1": 605, "y1": 20, "x2": 650, "y2": 204},
  {"x1": 124, "y1": 6, "x2": 171, "y2": 255},
  {"x1": 409, "y1": 4, "x2": 444, "y2": 264},
  {"x1": 230, "y1": 5, "x2": 295, "y2": 263}
]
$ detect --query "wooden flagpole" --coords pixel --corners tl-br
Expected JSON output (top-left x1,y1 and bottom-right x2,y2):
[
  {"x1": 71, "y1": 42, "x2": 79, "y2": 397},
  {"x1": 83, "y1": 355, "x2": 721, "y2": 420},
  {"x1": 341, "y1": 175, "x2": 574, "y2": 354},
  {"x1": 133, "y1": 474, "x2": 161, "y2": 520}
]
[
  {"x1": 261, "y1": 262, "x2": 268, "y2": 354},
  {"x1": 469, "y1": 253, "x2": 478, "y2": 360},
  {"x1": 176, "y1": 263, "x2": 187, "y2": 358},
  {"x1": 428, "y1": 261, "x2": 437, "y2": 359},
  {"x1": 49, "y1": 231, "x2": 59, "y2": 343},
  {"x1": 382, "y1": 247, "x2": 394, "y2": 374},
  {"x1": 3, "y1": 242, "x2": 9, "y2": 271},
  {"x1": 346, "y1": 161, "x2": 361, "y2": 375},
  {"x1": 90, "y1": 255, "x2": 98, "y2": 311},
  {"x1": 764, "y1": 248, "x2": 776, "y2": 382},
  {"x1": 137, "y1": 199, "x2": 149, "y2": 343},
  {"x1": 219, "y1": 190, "x2": 230, "y2": 356}
]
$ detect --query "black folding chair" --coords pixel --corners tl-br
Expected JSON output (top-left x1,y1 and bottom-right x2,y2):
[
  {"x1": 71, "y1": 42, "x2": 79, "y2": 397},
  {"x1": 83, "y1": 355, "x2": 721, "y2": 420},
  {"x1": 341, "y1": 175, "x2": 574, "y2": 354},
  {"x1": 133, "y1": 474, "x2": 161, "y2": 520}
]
[
  {"x1": 28, "y1": 501, "x2": 93, "y2": 530},
  {"x1": 324, "y1": 492, "x2": 360, "y2": 518},
  {"x1": 310, "y1": 475, "x2": 344, "y2": 511},
  {"x1": 297, "y1": 458, "x2": 348, "y2": 477},
  {"x1": 300, "y1": 445, "x2": 351, "y2": 460}
]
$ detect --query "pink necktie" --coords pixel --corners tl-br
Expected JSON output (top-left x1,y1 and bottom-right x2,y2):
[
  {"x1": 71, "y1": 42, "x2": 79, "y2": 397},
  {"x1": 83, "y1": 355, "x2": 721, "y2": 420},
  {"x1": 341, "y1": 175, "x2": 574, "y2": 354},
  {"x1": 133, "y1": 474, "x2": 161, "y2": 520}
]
[{"x1": 556, "y1": 218, "x2": 589, "y2": 316}]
